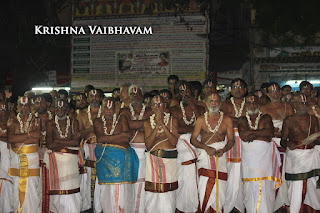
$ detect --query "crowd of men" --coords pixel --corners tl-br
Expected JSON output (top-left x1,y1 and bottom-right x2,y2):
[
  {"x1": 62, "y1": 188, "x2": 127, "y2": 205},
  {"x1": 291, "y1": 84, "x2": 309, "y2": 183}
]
[{"x1": 0, "y1": 75, "x2": 319, "y2": 213}]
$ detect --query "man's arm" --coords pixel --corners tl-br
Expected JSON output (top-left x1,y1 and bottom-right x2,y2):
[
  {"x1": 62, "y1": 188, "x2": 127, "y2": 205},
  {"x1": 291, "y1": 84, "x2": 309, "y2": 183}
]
[
  {"x1": 253, "y1": 114, "x2": 274, "y2": 141},
  {"x1": 217, "y1": 116, "x2": 234, "y2": 156},
  {"x1": 144, "y1": 119, "x2": 160, "y2": 151},
  {"x1": 7, "y1": 119, "x2": 34, "y2": 144},
  {"x1": 280, "y1": 118, "x2": 290, "y2": 148},
  {"x1": 158, "y1": 114, "x2": 178, "y2": 147},
  {"x1": 238, "y1": 117, "x2": 255, "y2": 142}
]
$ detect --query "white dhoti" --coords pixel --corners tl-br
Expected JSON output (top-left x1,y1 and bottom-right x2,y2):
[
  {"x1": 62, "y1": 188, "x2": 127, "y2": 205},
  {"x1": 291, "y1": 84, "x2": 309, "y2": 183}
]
[
  {"x1": 130, "y1": 142, "x2": 146, "y2": 213},
  {"x1": 198, "y1": 142, "x2": 227, "y2": 213},
  {"x1": 96, "y1": 184, "x2": 135, "y2": 213},
  {"x1": 80, "y1": 137, "x2": 97, "y2": 211},
  {"x1": 242, "y1": 140, "x2": 281, "y2": 213},
  {"x1": 0, "y1": 140, "x2": 13, "y2": 213},
  {"x1": 145, "y1": 149, "x2": 178, "y2": 213},
  {"x1": 272, "y1": 119, "x2": 290, "y2": 212},
  {"x1": 224, "y1": 128, "x2": 244, "y2": 213},
  {"x1": 285, "y1": 146, "x2": 320, "y2": 213},
  {"x1": 176, "y1": 133, "x2": 199, "y2": 212},
  {"x1": 9, "y1": 144, "x2": 41, "y2": 213},
  {"x1": 44, "y1": 148, "x2": 81, "y2": 213}
]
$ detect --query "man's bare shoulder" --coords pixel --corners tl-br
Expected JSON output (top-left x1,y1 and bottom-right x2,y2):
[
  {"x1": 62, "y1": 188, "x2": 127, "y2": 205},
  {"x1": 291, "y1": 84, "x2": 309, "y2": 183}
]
[
  {"x1": 223, "y1": 114, "x2": 233, "y2": 123},
  {"x1": 78, "y1": 108, "x2": 88, "y2": 116}
]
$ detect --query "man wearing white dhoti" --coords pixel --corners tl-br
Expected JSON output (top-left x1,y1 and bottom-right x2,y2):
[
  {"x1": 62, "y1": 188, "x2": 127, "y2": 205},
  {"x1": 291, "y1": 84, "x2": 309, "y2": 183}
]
[
  {"x1": 170, "y1": 81, "x2": 205, "y2": 212},
  {"x1": 144, "y1": 95, "x2": 179, "y2": 213},
  {"x1": 260, "y1": 82, "x2": 294, "y2": 211},
  {"x1": 45, "y1": 99, "x2": 82, "y2": 213},
  {"x1": 0, "y1": 101, "x2": 13, "y2": 213},
  {"x1": 221, "y1": 78, "x2": 248, "y2": 212},
  {"x1": 191, "y1": 93, "x2": 234, "y2": 213},
  {"x1": 238, "y1": 94, "x2": 281, "y2": 213},
  {"x1": 7, "y1": 97, "x2": 41, "y2": 213},
  {"x1": 281, "y1": 94, "x2": 320, "y2": 213},
  {"x1": 77, "y1": 89, "x2": 103, "y2": 212},
  {"x1": 120, "y1": 85, "x2": 153, "y2": 213}
]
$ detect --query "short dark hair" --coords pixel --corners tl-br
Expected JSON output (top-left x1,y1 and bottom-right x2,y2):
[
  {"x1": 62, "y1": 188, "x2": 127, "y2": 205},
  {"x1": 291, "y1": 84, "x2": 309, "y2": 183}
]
[
  {"x1": 260, "y1": 83, "x2": 269, "y2": 90},
  {"x1": 159, "y1": 89, "x2": 172, "y2": 99},
  {"x1": 84, "y1": 85, "x2": 95, "y2": 95},
  {"x1": 267, "y1": 82, "x2": 280, "y2": 93},
  {"x1": 190, "y1": 81, "x2": 203, "y2": 96},
  {"x1": 231, "y1": 78, "x2": 247, "y2": 88},
  {"x1": 299, "y1": 81, "x2": 313, "y2": 90},
  {"x1": 58, "y1": 89, "x2": 68, "y2": 97},
  {"x1": 112, "y1": 88, "x2": 120, "y2": 93},
  {"x1": 150, "y1": 90, "x2": 160, "y2": 97},
  {"x1": 281, "y1": 85, "x2": 292, "y2": 91},
  {"x1": 167, "y1": 75, "x2": 179, "y2": 84},
  {"x1": 42, "y1": 93, "x2": 52, "y2": 103},
  {"x1": 175, "y1": 80, "x2": 191, "y2": 99}
]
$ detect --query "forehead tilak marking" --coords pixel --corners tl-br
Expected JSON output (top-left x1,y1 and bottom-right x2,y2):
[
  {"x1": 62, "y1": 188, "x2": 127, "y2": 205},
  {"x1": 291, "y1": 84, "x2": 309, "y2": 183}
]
[
  {"x1": 132, "y1": 86, "x2": 138, "y2": 94},
  {"x1": 91, "y1": 90, "x2": 97, "y2": 95},
  {"x1": 106, "y1": 100, "x2": 113, "y2": 109},
  {"x1": 271, "y1": 84, "x2": 277, "y2": 92},
  {"x1": 36, "y1": 97, "x2": 41, "y2": 102},
  {"x1": 0, "y1": 104, "x2": 6, "y2": 110},
  {"x1": 161, "y1": 92, "x2": 168, "y2": 97},
  {"x1": 181, "y1": 84, "x2": 187, "y2": 90},
  {"x1": 154, "y1": 96, "x2": 161, "y2": 104},
  {"x1": 57, "y1": 100, "x2": 64, "y2": 107},
  {"x1": 207, "y1": 81, "x2": 213, "y2": 87},
  {"x1": 235, "y1": 80, "x2": 241, "y2": 87},
  {"x1": 248, "y1": 96, "x2": 255, "y2": 102},
  {"x1": 20, "y1": 97, "x2": 28, "y2": 105}
]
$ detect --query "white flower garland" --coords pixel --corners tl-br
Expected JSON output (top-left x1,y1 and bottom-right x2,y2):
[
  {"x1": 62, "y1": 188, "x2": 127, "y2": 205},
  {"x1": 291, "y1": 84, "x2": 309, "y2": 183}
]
[
  {"x1": 150, "y1": 112, "x2": 170, "y2": 133},
  {"x1": 180, "y1": 102, "x2": 196, "y2": 126},
  {"x1": 246, "y1": 111, "x2": 262, "y2": 130},
  {"x1": 129, "y1": 103, "x2": 145, "y2": 120},
  {"x1": 0, "y1": 126, "x2": 7, "y2": 133},
  {"x1": 204, "y1": 111, "x2": 224, "y2": 135},
  {"x1": 312, "y1": 106, "x2": 320, "y2": 118},
  {"x1": 102, "y1": 114, "x2": 119, "y2": 135},
  {"x1": 35, "y1": 111, "x2": 52, "y2": 120},
  {"x1": 88, "y1": 105, "x2": 102, "y2": 125},
  {"x1": 17, "y1": 113, "x2": 33, "y2": 133},
  {"x1": 55, "y1": 115, "x2": 70, "y2": 139},
  {"x1": 230, "y1": 97, "x2": 246, "y2": 118}
]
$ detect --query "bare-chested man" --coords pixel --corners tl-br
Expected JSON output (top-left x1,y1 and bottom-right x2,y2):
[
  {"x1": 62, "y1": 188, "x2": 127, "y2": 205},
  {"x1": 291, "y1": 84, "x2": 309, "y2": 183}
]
[
  {"x1": 197, "y1": 79, "x2": 217, "y2": 110},
  {"x1": 220, "y1": 78, "x2": 247, "y2": 213},
  {"x1": 0, "y1": 102, "x2": 13, "y2": 212},
  {"x1": 191, "y1": 93, "x2": 234, "y2": 213},
  {"x1": 75, "y1": 93, "x2": 89, "y2": 113},
  {"x1": 261, "y1": 83, "x2": 295, "y2": 211},
  {"x1": 120, "y1": 84, "x2": 131, "y2": 109},
  {"x1": 77, "y1": 89, "x2": 103, "y2": 211},
  {"x1": 7, "y1": 97, "x2": 41, "y2": 213},
  {"x1": 300, "y1": 81, "x2": 316, "y2": 106},
  {"x1": 238, "y1": 94, "x2": 280, "y2": 213},
  {"x1": 167, "y1": 75, "x2": 179, "y2": 107},
  {"x1": 33, "y1": 94, "x2": 54, "y2": 212},
  {"x1": 159, "y1": 89, "x2": 172, "y2": 113},
  {"x1": 120, "y1": 85, "x2": 152, "y2": 213},
  {"x1": 45, "y1": 99, "x2": 81, "y2": 212},
  {"x1": 309, "y1": 90, "x2": 320, "y2": 125},
  {"x1": 170, "y1": 80, "x2": 205, "y2": 213},
  {"x1": 144, "y1": 95, "x2": 179, "y2": 212},
  {"x1": 93, "y1": 98, "x2": 138, "y2": 213},
  {"x1": 281, "y1": 94, "x2": 320, "y2": 212}
]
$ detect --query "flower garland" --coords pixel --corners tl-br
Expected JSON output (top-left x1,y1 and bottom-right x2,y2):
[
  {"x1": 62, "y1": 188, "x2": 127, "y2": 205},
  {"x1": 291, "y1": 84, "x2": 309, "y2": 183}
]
[
  {"x1": 102, "y1": 114, "x2": 119, "y2": 135},
  {"x1": 129, "y1": 103, "x2": 146, "y2": 120},
  {"x1": 180, "y1": 102, "x2": 196, "y2": 126},
  {"x1": 246, "y1": 111, "x2": 262, "y2": 130},
  {"x1": 88, "y1": 105, "x2": 102, "y2": 125},
  {"x1": 55, "y1": 115, "x2": 70, "y2": 139},
  {"x1": 35, "y1": 111, "x2": 52, "y2": 120},
  {"x1": 150, "y1": 112, "x2": 170, "y2": 133},
  {"x1": 0, "y1": 126, "x2": 7, "y2": 133},
  {"x1": 17, "y1": 113, "x2": 33, "y2": 133},
  {"x1": 312, "y1": 106, "x2": 320, "y2": 118},
  {"x1": 230, "y1": 97, "x2": 245, "y2": 118},
  {"x1": 204, "y1": 111, "x2": 224, "y2": 135}
]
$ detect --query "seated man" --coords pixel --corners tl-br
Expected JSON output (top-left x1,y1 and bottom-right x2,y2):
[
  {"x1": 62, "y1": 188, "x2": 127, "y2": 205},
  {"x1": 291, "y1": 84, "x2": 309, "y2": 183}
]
[
  {"x1": 191, "y1": 93, "x2": 234, "y2": 213},
  {"x1": 45, "y1": 99, "x2": 81, "y2": 213},
  {"x1": 93, "y1": 98, "x2": 139, "y2": 213},
  {"x1": 144, "y1": 95, "x2": 179, "y2": 212},
  {"x1": 8, "y1": 97, "x2": 41, "y2": 213},
  {"x1": 281, "y1": 94, "x2": 320, "y2": 212},
  {"x1": 238, "y1": 94, "x2": 281, "y2": 213}
]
